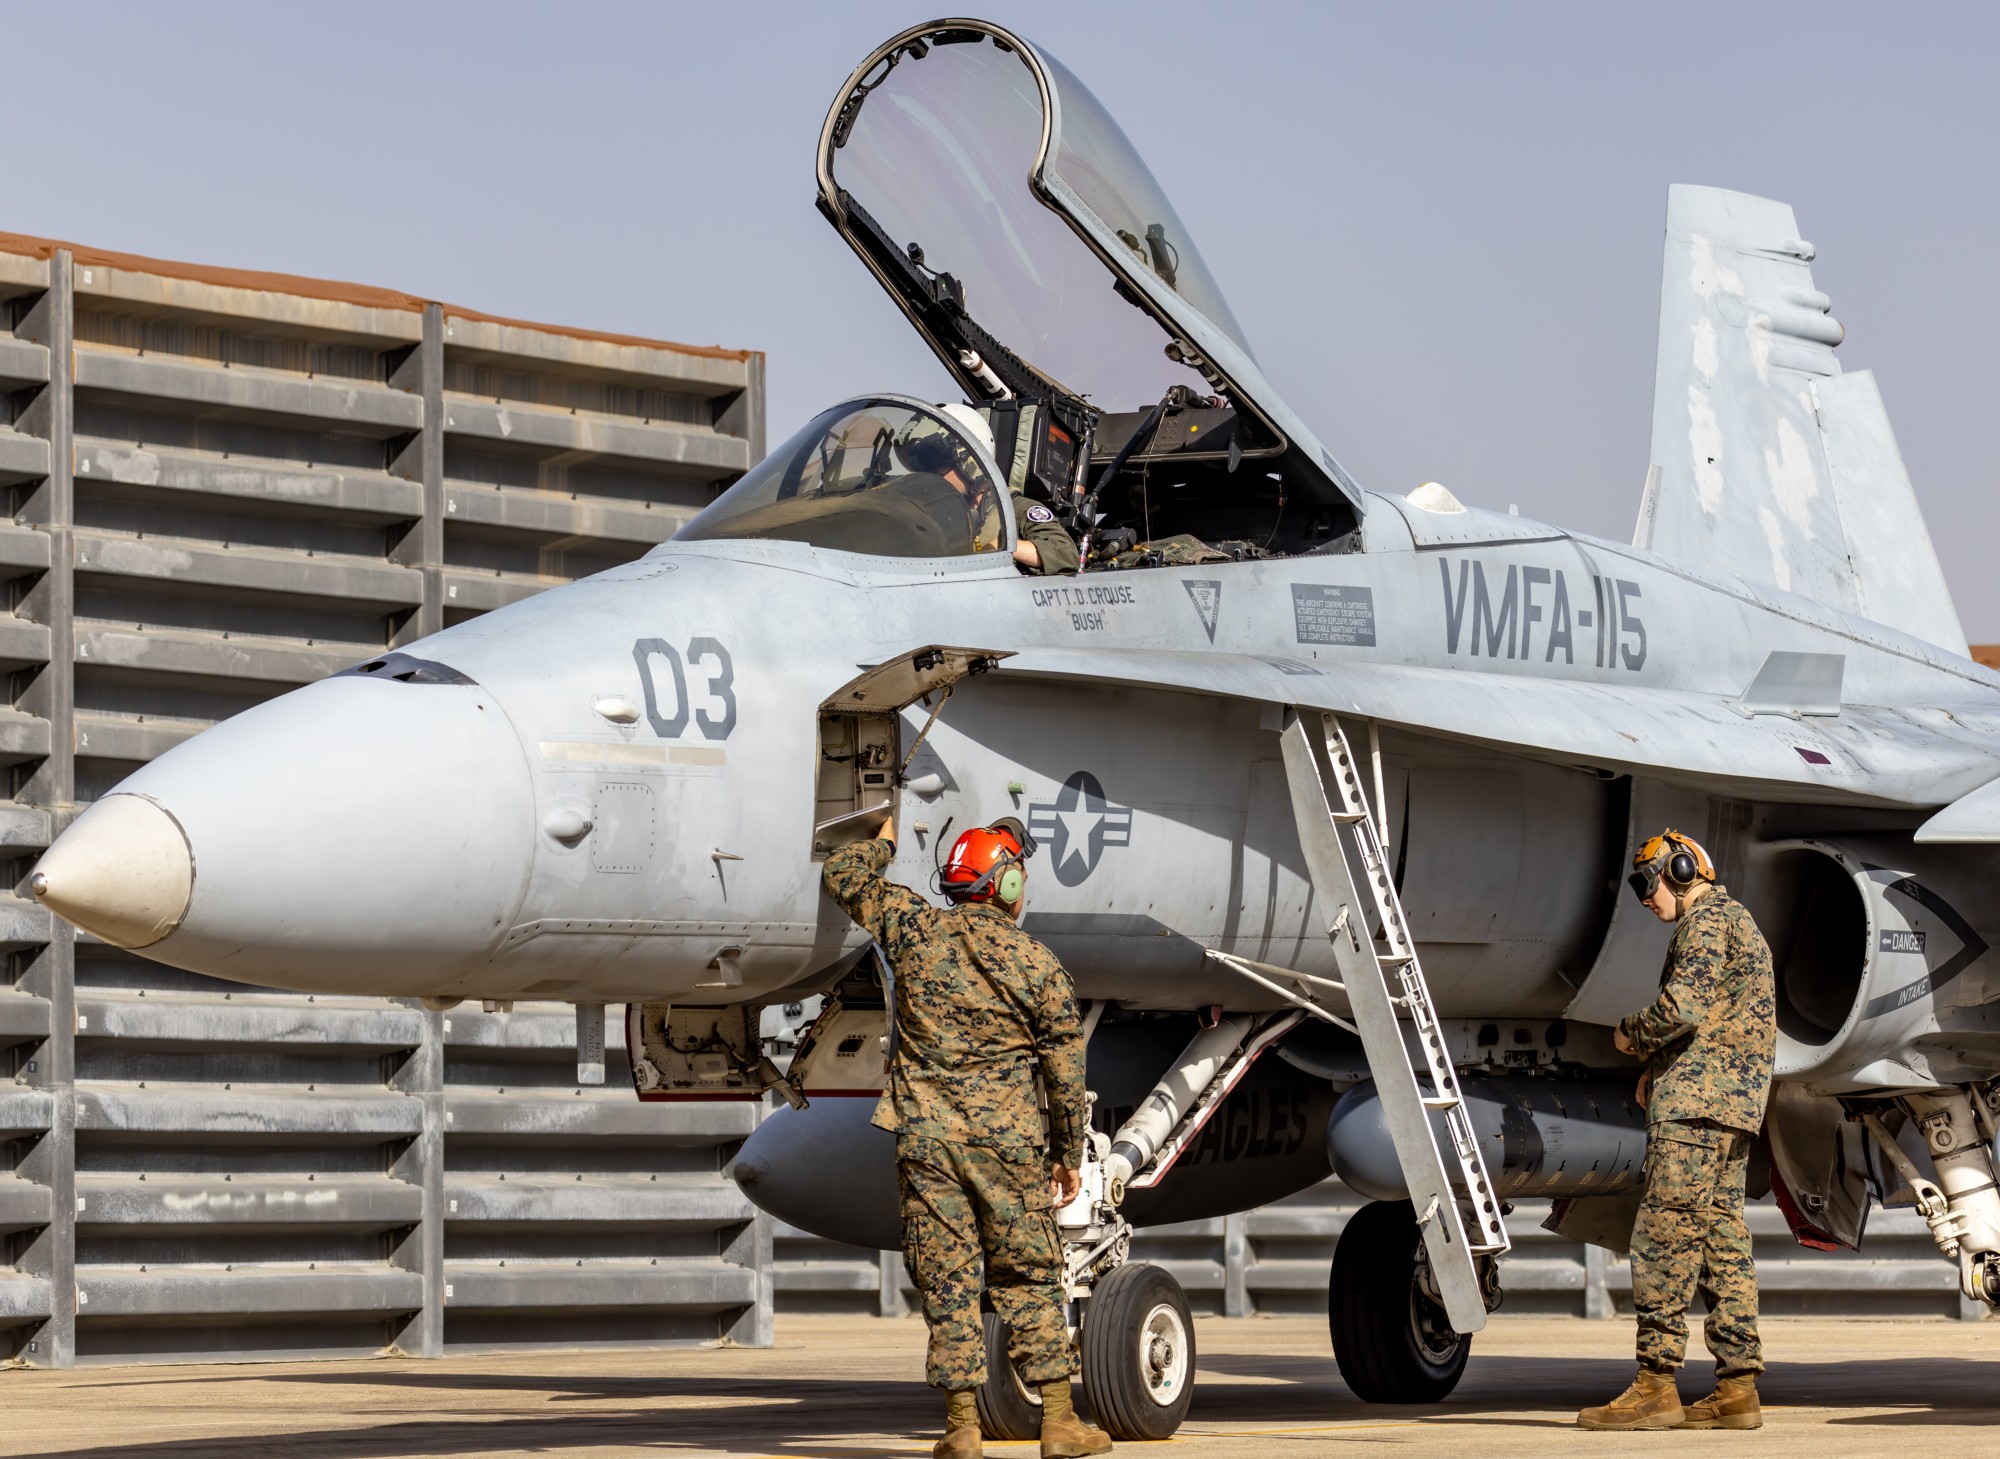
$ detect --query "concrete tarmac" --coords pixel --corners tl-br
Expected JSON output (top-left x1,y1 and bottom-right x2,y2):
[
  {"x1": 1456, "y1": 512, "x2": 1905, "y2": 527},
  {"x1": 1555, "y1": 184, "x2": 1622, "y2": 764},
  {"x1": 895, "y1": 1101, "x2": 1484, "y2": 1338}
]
[{"x1": 0, "y1": 1314, "x2": 1993, "y2": 1458}]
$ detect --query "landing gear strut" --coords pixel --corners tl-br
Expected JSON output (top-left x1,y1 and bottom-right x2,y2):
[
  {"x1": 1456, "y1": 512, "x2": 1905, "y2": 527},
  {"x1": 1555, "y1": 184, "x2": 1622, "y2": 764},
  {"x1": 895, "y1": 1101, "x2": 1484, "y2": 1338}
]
[{"x1": 1330, "y1": 1198, "x2": 1473, "y2": 1402}]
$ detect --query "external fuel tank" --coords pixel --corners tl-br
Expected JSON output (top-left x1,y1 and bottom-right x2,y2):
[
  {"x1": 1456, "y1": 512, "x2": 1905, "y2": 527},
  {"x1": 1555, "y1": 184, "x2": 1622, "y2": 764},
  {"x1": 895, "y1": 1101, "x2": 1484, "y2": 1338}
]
[
  {"x1": 1329, "y1": 1074, "x2": 1648, "y2": 1200},
  {"x1": 734, "y1": 1016, "x2": 1336, "y2": 1249}
]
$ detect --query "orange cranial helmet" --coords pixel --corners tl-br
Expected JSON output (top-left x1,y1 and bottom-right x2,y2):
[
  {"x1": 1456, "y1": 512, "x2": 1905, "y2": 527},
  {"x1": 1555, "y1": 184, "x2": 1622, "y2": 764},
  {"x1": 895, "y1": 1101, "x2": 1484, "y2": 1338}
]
[
  {"x1": 1628, "y1": 829, "x2": 1716, "y2": 905},
  {"x1": 939, "y1": 818, "x2": 1034, "y2": 904}
]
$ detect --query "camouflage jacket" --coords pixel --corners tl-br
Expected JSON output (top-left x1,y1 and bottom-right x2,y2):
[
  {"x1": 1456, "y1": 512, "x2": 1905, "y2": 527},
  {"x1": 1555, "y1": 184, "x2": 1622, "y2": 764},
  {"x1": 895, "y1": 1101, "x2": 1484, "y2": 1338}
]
[
  {"x1": 822, "y1": 837, "x2": 1088, "y2": 1166},
  {"x1": 1014, "y1": 493, "x2": 1079, "y2": 575},
  {"x1": 1619, "y1": 886, "x2": 1776, "y2": 1134}
]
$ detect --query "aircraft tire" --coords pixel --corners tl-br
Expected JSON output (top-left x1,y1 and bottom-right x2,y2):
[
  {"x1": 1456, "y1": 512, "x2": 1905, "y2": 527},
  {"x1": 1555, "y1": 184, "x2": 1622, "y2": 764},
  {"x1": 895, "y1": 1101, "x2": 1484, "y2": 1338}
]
[
  {"x1": 1079, "y1": 1262, "x2": 1196, "y2": 1440},
  {"x1": 1328, "y1": 1198, "x2": 1471, "y2": 1403},
  {"x1": 974, "y1": 1311, "x2": 1044, "y2": 1440}
]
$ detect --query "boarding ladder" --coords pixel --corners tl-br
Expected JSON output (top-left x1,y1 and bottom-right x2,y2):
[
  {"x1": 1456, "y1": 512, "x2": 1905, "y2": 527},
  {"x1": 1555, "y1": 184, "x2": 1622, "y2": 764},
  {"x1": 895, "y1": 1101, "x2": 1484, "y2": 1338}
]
[{"x1": 1275, "y1": 708, "x2": 1509, "y2": 1331}]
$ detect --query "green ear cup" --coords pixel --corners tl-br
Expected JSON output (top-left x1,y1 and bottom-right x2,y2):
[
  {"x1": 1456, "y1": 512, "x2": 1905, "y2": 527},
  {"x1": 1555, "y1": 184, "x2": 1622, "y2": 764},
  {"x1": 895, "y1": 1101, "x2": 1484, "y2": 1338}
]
[{"x1": 997, "y1": 864, "x2": 1025, "y2": 904}]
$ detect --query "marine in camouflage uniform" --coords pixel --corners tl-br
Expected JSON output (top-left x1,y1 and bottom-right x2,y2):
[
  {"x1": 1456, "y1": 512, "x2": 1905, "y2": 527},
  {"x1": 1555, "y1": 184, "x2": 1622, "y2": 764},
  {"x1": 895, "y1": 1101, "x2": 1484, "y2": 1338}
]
[
  {"x1": 1580, "y1": 852, "x2": 1775, "y2": 1431},
  {"x1": 822, "y1": 834, "x2": 1089, "y2": 1394},
  {"x1": 1619, "y1": 882, "x2": 1775, "y2": 1382}
]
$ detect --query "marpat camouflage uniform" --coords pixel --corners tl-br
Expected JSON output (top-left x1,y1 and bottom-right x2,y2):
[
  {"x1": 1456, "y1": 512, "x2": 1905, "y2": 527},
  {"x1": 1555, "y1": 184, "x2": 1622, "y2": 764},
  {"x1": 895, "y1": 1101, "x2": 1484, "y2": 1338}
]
[
  {"x1": 823, "y1": 836, "x2": 1087, "y2": 1388},
  {"x1": 1621, "y1": 886, "x2": 1775, "y2": 1136},
  {"x1": 1014, "y1": 494, "x2": 1079, "y2": 575},
  {"x1": 1617, "y1": 886, "x2": 1776, "y2": 1376}
]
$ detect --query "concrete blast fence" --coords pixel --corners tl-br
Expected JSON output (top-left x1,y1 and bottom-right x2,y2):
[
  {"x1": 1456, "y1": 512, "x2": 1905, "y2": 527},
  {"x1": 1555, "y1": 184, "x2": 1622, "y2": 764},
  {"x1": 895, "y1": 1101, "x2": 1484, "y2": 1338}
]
[
  {"x1": 778, "y1": 1180, "x2": 1988, "y2": 1325},
  {"x1": 0, "y1": 238, "x2": 768, "y2": 1365}
]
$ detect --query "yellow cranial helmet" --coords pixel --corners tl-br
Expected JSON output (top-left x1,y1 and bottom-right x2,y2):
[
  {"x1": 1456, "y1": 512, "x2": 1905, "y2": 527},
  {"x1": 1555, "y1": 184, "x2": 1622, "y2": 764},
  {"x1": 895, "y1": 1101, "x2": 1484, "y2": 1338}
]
[{"x1": 1627, "y1": 829, "x2": 1715, "y2": 904}]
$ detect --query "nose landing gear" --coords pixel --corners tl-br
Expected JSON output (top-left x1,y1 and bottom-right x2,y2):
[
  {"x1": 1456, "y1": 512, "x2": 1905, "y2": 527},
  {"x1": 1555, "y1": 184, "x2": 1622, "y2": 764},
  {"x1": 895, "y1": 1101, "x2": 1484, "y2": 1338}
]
[
  {"x1": 976, "y1": 1263, "x2": 1196, "y2": 1443},
  {"x1": 974, "y1": 1312, "x2": 1044, "y2": 1441},
  {"x1": 1081, "y1": 1262, "x2": 1196, "y2": 1439}
]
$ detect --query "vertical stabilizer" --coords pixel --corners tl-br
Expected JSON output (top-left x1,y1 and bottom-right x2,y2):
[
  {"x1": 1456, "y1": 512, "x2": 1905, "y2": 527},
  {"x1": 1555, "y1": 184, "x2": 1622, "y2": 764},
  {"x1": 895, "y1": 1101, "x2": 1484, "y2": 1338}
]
[
  {"x1": 1644, "y1": 187, "x2": 1965, "y2": 654},
  {"x1": 1817, "y1": 370, "x2": 1967, "y2": 656}
]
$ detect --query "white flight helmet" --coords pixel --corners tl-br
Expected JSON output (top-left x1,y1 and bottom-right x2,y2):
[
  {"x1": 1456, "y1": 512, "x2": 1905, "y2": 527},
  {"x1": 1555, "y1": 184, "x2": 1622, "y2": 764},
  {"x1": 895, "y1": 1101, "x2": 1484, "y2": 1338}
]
[{"x1": 936, "y1": 402, "x2": 996, "y2": 464}]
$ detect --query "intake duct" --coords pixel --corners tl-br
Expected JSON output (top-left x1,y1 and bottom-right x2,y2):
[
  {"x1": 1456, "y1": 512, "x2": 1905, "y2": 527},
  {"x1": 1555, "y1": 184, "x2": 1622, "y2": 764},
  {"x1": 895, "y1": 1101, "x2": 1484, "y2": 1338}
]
[{"x1": 1736, "y1": 837, "x2": 1994, "y2": 1086}]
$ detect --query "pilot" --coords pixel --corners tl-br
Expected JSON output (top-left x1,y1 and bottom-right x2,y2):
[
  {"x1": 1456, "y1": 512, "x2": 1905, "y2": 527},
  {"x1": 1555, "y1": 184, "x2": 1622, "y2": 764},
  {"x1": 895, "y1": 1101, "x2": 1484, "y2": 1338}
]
[
  {"x1": 901, "y1": 404, "x2": 1079, "y2": 575},
  {"x1": 822, "y1": 814, "x2": 1111, "y2": 1459},
  {"x1": 1579, "y1": 830, "x2": 1776, "y2": 1433}
]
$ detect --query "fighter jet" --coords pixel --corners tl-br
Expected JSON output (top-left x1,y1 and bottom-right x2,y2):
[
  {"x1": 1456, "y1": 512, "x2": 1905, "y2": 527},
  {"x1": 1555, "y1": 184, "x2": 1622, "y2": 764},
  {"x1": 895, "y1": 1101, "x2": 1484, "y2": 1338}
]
[{"x1": 29, "y1": 15, "x2": 2000, "y2": 1440}]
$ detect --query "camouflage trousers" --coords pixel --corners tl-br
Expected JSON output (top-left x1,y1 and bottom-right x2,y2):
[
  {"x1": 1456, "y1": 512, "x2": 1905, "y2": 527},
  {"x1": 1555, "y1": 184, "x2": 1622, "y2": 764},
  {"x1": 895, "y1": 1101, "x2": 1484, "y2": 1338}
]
[
  {"x1": 1632, "y1": 1119, "x2": 1762, "y2": 1376},
  {"x1": 896, "y1": 1135, "x2": 1073, "y2": 1390}
]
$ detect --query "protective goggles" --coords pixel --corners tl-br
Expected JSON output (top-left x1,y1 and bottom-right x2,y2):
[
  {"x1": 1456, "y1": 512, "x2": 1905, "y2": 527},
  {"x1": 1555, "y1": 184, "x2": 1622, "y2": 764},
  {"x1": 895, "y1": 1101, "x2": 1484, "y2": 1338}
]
[
  {"x1": 1628, "y1": 836, "x2": 1705, "y2": 903},
  {"x1": 986, "y1": 816, "x2": 1037, "y2": 861},
  {"x1": 1627, "y1": 864, "x2": 1664, "y2": 903}
]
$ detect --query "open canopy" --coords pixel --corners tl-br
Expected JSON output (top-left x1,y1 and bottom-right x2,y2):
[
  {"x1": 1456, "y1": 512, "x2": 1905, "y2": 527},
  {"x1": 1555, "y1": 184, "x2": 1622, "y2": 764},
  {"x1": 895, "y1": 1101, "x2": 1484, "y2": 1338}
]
[{"x1": 817, "y1": 18, "x2": 1363, "y2": 532}]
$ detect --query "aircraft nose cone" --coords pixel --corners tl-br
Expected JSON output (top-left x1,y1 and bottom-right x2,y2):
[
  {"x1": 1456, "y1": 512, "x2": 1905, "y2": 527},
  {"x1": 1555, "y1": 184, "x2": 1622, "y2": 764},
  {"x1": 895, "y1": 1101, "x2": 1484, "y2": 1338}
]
[
  {"x1": 30, "y1": 794, "x2": 194, "y2": 949},
  {"x1": 44, "y1": 671, "x2": 539, "y2": 993}
]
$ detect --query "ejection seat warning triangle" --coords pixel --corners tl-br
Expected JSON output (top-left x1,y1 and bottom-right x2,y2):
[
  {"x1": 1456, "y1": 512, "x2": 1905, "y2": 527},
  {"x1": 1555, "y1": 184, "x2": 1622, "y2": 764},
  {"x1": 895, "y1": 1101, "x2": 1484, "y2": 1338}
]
[{"x1": 1184, "y1": 580, "x2": 1222, "y2": 643}]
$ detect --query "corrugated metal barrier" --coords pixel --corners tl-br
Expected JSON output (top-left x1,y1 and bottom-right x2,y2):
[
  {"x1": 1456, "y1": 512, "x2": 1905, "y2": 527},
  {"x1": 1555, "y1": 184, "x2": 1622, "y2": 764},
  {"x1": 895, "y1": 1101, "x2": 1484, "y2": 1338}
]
[
  {"x1": 0, "y1": 238, "x2": 768, "y2": 1365},
  {"x1": 778, "y1": 1177, "x2": 1988, "y2": 1324}
]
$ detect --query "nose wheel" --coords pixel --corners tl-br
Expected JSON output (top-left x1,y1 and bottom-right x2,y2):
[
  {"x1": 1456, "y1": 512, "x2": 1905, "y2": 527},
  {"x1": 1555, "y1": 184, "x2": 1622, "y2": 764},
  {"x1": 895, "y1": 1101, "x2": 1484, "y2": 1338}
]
[
  {"x1": 1080, "y1": 1261, "x2": 1195, "y2": 1440},
  {"x1": 974, "y1": 1312, "x2": 1043, "y2": 1441}
]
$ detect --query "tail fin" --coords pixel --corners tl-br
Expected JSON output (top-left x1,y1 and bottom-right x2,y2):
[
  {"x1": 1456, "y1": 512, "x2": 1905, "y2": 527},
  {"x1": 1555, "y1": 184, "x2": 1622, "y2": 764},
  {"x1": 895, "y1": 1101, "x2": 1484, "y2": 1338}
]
[{"x1": 1641, "y1": 185, "x2": 1966, "y2": 656}]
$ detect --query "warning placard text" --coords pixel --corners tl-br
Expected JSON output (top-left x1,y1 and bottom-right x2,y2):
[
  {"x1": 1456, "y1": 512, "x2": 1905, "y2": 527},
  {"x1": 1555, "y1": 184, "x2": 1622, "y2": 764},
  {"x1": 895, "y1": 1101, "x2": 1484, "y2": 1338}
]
[{"x1": 1291, "y1": 584, "x2": 1376, "y2": 646}]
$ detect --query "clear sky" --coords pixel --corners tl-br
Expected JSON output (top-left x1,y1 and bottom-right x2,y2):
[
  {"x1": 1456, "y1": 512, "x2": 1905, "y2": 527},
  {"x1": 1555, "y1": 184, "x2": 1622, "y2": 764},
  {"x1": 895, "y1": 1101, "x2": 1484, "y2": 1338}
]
[{"x1": 7, "y1": 2, "x2": 1995, "y2": 634}]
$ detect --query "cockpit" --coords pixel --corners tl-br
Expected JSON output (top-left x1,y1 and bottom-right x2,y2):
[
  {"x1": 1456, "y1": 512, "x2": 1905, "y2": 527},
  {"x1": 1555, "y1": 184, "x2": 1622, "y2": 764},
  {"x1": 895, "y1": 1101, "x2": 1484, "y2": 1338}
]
[
  {"x1": 678, "y1": 398, "x2": 1009, "y2": 560},
  {"x1": 806, "y1": 19, "x2": 1367, "y2": 563}
]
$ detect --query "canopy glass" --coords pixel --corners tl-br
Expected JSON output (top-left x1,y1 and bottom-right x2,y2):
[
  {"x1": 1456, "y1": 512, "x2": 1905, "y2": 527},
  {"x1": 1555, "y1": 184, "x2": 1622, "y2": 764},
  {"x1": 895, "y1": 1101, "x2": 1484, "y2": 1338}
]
[
  {"x1": 677, "y1": 398, "x2": 1007, "y2": 559},
  {"x1": 828, "y1": 32, "x2": 1239, "y2": 412}
]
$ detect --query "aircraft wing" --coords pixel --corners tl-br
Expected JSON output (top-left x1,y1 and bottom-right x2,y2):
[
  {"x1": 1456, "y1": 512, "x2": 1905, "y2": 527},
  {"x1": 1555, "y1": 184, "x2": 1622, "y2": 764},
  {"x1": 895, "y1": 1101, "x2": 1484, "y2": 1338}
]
[
  {"x1": 999, "y1": 647, "x2": 2000, "y2": 808},
  {"x1": 1915, "y1": 776, "x2": 2000, "y2": 843}
]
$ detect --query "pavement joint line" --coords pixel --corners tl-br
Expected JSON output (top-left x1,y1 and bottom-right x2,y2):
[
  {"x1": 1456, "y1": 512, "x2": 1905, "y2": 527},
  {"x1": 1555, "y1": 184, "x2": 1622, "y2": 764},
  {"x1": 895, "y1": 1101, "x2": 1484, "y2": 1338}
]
[{"x1": 1182, "y1": 1421, "x2": 1430, "y2": 1433}]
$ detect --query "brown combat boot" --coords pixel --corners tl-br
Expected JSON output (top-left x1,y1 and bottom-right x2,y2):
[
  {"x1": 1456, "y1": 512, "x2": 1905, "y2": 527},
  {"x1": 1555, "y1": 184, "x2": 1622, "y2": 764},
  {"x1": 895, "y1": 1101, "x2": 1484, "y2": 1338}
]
[
  {"x1": 1039, "y1": 1379, "x2": 1113, "y2": 1456},
  {"x1": 934, "y1": 1388, "x2": 982, "y2": 1458},
  {"x1": 1576, "y1": 1368, "x2": 1685, "y2": 1430},
  {"x1": 1678, "y1": 1373, "x2": 1762, "y2": 1430}
]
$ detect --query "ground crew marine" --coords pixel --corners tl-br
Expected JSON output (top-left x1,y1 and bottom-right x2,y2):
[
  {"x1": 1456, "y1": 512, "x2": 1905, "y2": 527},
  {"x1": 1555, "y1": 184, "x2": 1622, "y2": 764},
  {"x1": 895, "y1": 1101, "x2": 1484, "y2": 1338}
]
[
  {"x1": 823, "y1": 815, "x2": 1111, "y2": 1458},
  {"x1": 1580, "y1": 829, "x2": 1776, "y2": 1433}
]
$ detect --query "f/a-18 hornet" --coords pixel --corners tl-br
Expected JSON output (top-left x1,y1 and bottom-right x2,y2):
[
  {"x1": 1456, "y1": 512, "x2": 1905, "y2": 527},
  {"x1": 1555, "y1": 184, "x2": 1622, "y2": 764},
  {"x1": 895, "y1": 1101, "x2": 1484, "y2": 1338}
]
[{"x1": 30, "y1": 15, "x2": 2000, "y2": 1440}]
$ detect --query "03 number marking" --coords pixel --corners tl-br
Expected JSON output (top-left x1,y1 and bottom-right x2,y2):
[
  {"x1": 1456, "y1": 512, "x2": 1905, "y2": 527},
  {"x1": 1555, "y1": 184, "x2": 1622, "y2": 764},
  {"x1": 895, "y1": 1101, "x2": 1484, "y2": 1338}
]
[{"x1": 632, "y1": 637, "x2": 737, "y2": 740}]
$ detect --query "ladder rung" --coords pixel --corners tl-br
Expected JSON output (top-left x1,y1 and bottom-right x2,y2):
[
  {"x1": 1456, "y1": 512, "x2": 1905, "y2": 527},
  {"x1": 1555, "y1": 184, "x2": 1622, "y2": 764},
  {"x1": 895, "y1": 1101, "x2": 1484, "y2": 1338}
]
[{"x1": 1291, "y1": 712, "x2": 1514, "y2": 1291}]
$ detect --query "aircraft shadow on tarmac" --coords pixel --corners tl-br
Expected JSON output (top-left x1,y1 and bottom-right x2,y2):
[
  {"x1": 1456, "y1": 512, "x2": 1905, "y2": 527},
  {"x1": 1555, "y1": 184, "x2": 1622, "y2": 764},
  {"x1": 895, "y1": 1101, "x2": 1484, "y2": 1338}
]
[{"x1": 12, "y1": 1354, "x2": 1996, "y2": 1457}]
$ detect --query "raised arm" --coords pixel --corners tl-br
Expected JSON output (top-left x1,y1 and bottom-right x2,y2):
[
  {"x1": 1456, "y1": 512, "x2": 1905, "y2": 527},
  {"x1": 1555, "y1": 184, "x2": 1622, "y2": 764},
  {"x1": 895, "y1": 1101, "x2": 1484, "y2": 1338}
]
[
  {"x1": 1618, "y1": 916, "x2": 1726, "y2": 1058},
  {"x1": 821, "y1": 825, "x2": 935, "y2": 951}
]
